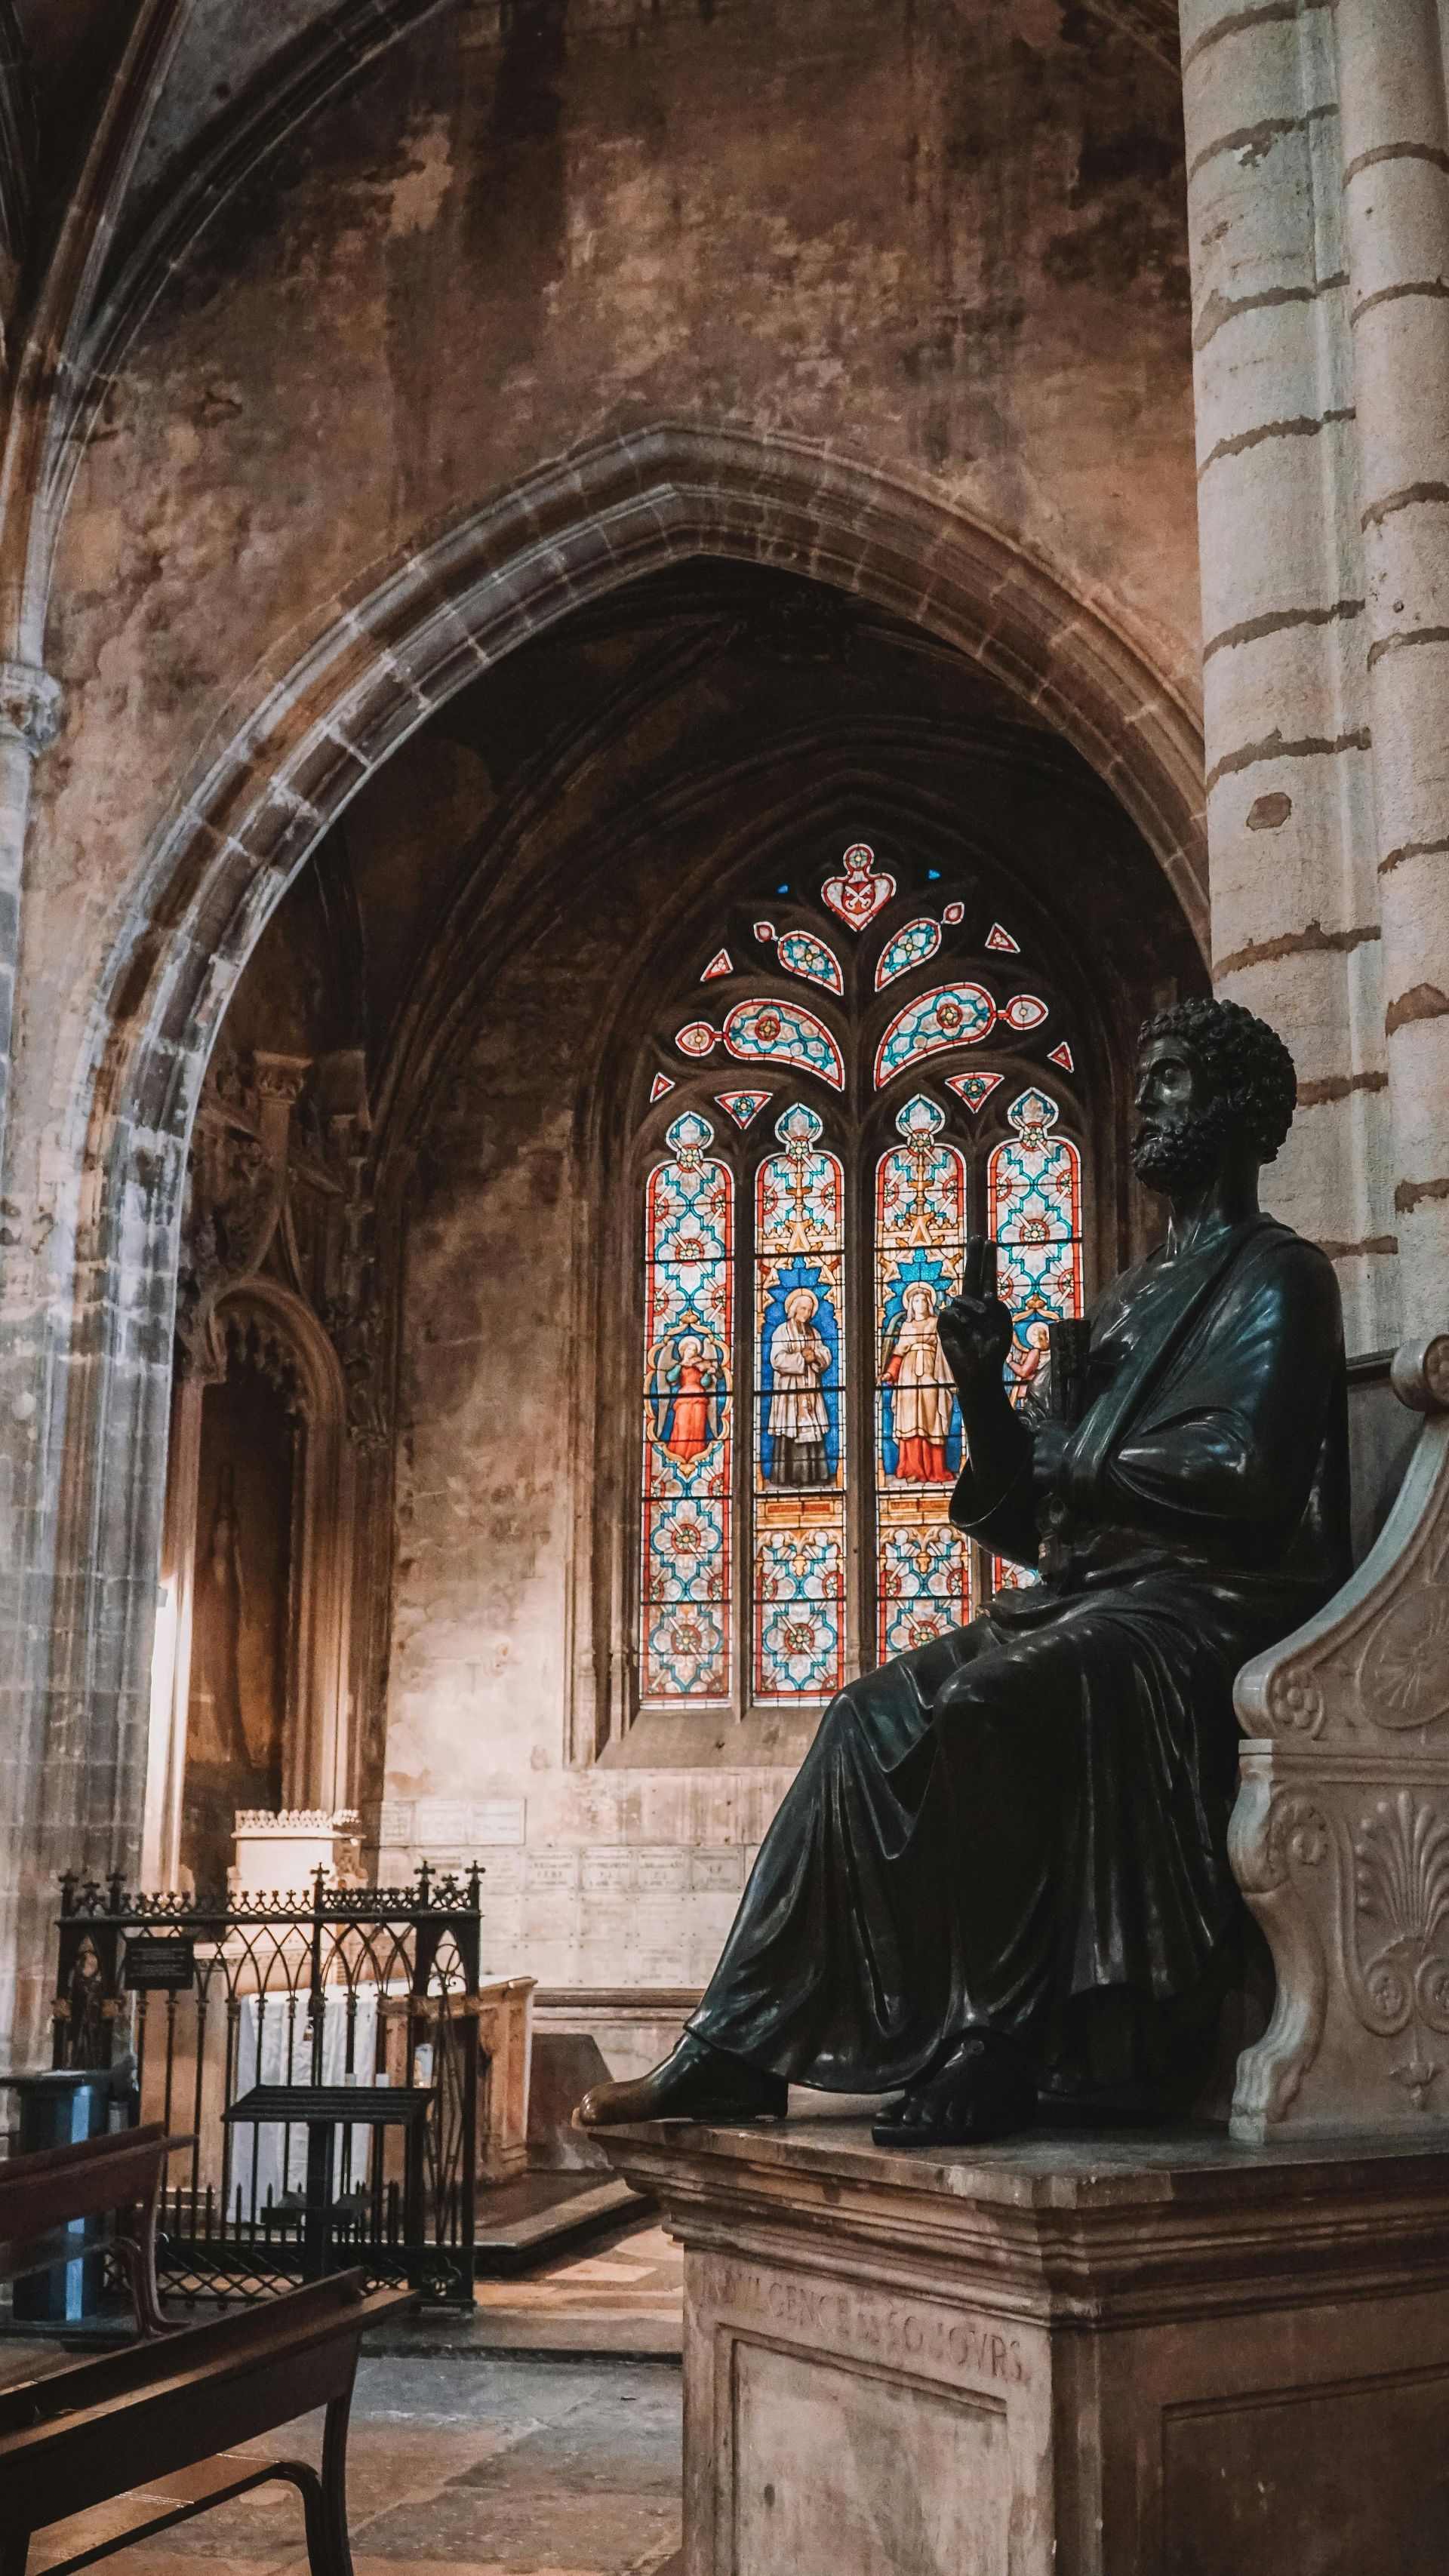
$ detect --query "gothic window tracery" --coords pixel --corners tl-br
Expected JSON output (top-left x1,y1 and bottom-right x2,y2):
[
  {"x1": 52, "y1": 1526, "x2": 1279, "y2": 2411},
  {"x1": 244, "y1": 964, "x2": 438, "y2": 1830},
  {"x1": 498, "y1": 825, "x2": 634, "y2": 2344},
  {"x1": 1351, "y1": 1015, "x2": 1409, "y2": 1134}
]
[{"x1": 635, "y1": 847, "x2": 1092, "y2": 1717}]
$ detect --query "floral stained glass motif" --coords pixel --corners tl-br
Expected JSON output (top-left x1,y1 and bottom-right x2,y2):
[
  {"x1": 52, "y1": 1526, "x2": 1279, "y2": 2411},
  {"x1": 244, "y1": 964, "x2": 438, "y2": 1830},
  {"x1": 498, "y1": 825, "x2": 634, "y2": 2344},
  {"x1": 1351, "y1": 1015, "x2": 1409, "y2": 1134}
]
[
  {"x1": 874, "y1": 981, "x2": 996, "y2": 1086},
  {"x1": 946, "y1": 1070, "x2": 1003, "y2": 1115},
  {"x1": 989, "y1": 1088, "x2": 1083, "y2": 1598},
  {"x1": 753, "y1": 1104, "x2": 847, "y2": 1701},
  {"x1": 986, "y1": 924, "x2": 1020, "y2": 954},
  {"x1": 875, "y1": 918, "x2": 942, "y2": 989},
  {"x1": 674, "y1": 999, "x2": 845, "y2": 1089},
  {"x1": 701, "y1": 948, "x2": 734, "y2": 980},
  {"x1": 726, "y1": 998, "x2": 844, "y2": 1087},
  {"x1": 989, "y1": 1089, "x2": 1083, "y2": 1351},
  {"x1": 640, "y1": 1112, "x2": 734, "y2": 1702},
  {"x1": 715, "y1": 1090, "x2": 771, "y2": 1128},
  {"x1": 821, "y1": 842, "x2": 896, "y2": 931},
  {"x1": 874, "y1": 1096, "x2": 973, "y2": 1659},
  {"x1": 675, "y1": 1021, "x2": 718, "y2": 1058},
  {"x1": 1000, "y1": 992, "x2": 1048, "y2": 1033},
  {"x1": 776, "y1": 929, "x2": 844, "y2": 994},
  {"x1": 941, "y1": 901, "x2": 965, "y2": 926}
]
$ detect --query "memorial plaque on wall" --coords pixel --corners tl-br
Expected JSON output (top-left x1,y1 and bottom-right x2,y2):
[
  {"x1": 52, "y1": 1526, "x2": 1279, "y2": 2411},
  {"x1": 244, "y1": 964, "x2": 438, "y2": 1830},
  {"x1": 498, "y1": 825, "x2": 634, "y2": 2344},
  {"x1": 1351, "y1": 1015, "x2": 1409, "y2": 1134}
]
[{"x1": 123, "y1": 1934, "x2": 197, "y2": 1992}]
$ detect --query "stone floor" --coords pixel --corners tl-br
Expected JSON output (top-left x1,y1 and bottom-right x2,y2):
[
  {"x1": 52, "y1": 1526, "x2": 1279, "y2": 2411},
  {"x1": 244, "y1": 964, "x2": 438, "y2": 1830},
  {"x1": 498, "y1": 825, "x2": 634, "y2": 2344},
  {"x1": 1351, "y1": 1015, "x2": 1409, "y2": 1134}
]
[
  {"x1": 439, "y1": 2221, "x2": 684, "y2": 2356},
  {"x1": 7, "y1": 2219, "x2": 687, "y2": 2576},
  {"x1": 23, "y1": 2350, "x2": 683, "y2": 2576}
]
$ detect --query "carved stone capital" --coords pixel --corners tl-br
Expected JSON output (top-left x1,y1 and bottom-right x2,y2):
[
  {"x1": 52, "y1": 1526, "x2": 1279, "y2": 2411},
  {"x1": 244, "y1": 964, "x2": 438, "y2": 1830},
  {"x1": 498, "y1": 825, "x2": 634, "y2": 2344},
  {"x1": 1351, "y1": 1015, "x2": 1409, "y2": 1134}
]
[
  {"x1": 0, "y1": 660, "x2": 61, "y2": 758},
  {"x1": 251, "y1": 1050, "x2": 312, "y2": 1106}
]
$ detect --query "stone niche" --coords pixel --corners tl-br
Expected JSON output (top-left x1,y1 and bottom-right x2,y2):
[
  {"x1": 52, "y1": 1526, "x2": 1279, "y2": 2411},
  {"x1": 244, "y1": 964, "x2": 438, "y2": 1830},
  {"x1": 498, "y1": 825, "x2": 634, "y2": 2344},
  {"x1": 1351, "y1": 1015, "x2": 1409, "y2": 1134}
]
[{"x1": 598, "y1": 2112, "x2": 1449, "y2": 2575}]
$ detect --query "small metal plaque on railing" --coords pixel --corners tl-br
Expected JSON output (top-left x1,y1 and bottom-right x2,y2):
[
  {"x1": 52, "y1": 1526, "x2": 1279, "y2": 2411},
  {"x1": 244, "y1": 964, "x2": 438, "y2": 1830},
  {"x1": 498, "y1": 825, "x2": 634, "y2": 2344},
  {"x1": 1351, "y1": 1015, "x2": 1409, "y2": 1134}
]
[{"x1": 123, "y1": 1934, "x2": 197, "y2": 1992}]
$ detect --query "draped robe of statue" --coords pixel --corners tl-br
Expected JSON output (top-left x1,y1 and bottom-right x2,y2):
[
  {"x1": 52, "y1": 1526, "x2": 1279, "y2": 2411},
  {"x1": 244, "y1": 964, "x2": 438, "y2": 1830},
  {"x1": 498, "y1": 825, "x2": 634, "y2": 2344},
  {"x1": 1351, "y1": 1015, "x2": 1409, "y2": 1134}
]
[{"x1": 688, "y1": 1213, "x2": 1351, "y2": 2101}]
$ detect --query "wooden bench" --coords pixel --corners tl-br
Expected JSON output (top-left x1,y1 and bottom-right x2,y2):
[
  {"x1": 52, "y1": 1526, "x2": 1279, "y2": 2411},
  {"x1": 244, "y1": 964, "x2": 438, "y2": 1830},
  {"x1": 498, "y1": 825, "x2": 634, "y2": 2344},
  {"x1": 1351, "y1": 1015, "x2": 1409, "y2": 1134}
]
[
  {"x1": 0, "y1": 2267, "x2": 410, "y2": 2575},
  {"x1": 0, "y1": 2123, "x2": 192, "y2": 2338}
]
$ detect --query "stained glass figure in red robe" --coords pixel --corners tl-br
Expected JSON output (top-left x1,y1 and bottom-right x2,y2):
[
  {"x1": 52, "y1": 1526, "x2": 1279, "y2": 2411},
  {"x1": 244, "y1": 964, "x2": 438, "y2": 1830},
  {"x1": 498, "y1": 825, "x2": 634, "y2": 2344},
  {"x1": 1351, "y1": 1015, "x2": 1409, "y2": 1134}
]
[{"x1": 881, "y1": 1282, "x2": 955, "y2": 1481}]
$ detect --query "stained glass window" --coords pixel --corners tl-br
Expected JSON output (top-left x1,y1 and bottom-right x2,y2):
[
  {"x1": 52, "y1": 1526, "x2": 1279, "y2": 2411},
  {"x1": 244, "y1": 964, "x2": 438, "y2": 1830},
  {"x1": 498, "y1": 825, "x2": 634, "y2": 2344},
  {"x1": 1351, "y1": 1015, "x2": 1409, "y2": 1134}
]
[
  {"x1": 715, "y1": 1090, "x2": 771, "y2": 1128},
  {"x1": 640, "y1": 1112, "x2": 734, "y2": 1702},
  {"x1": 753, "y1": 1105, "x2": 847, "y2": 1702},
  {"x1": 635, "y1": 866, "x2": 1088, "y2": 1718},
  {"x1": 775, "y1": 929, "x2": 844, "y2": 994},
  {"x1": 821, "y1": 842, "x2": 895, "y2": 930},
  {"x1": 989, "y1": 1088, "x2": 1083, "y2": 1598},
  {"x1": 874, "y1": 1097, "x2": 973, "y2": 1659},
  {"x1": 875, "y1": 918, "x2": 942, "y2": 988},
  {"x1": 874, "y1": 980, "x2": 996, "y2": 1085},
  {"x1": 989, "y1": 1088, "x2": 1083, "y2": 1341},
  {"x1": 675, "y1": 1020, "x2": 718, "y2": 1059},
  {"x1": 675, "y1": 999, "x2": 845, "y2": 1089},
  {"x1": 946, "y1": 1070, "x2": 1003, "y2": 1115}
]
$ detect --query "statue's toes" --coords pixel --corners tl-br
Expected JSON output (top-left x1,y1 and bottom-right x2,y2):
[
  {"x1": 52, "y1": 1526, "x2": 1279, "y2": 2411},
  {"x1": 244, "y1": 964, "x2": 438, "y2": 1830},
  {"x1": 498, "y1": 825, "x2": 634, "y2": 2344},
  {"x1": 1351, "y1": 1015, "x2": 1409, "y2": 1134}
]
[
  {"x1": 937, "y1": 2091, "x2": 976, "y2": 2143},
  {"x1": 576, "y1": 2075, "x2": 640, "y2": 2128}
]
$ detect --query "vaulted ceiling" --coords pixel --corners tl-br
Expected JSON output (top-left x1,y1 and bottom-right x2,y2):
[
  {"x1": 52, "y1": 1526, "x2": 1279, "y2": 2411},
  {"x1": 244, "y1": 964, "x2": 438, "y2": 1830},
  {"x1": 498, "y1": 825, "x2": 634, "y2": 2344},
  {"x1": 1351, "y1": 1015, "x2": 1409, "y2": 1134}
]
[
  {"x1": 3, "y1": 0, "x2": 1182, "y2": 373},
  {"x1": 0, "y1": 0, "x2": 1185, "y2": 647}
]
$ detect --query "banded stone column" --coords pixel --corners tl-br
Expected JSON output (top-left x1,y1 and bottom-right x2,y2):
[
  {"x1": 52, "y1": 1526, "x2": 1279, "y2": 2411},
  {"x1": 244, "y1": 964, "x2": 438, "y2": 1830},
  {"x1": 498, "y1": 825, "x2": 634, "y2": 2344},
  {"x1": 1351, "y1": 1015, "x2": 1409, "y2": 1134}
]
[
  {"x1": 1337, "y1": 0, "x2": 1449, "y2": 1341},
  {"x1": 0, "y1": 658, "x2": 59, "y2": 1136},
  {"x1": 1181, "y1": 0, "x2": 1393, "y2": 1355}
]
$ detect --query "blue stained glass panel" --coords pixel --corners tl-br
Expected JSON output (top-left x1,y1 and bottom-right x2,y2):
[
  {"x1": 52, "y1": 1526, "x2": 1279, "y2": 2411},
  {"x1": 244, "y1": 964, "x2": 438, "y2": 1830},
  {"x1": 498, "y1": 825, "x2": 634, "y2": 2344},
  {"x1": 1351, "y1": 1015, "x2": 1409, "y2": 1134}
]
[
  {"x1": 873, "y1": 1094, "x2": 973, "y2": 1659},
  {"x1": 640, "y1": 1112, "x2": 734, "y2": 1701},
  {"x1": 873, "y1": 981, "x2": 996, "y2": 1086},
  {"x1": 776, "y1": 929, "x2": 844, "y2": 994},
  {"x1": 946, "y1": 1069, "x2": 1003, "y2": 1115},
  {"x1": 723, "y1": 997, "x2": 845, "y2": 1090},
  {"x1": 752, "y1": 1104, "x2": 847, "y2": 1702},
  {"x1": 875, "y1": 917, "x2": 942, "y2": 989},
  {"x1": 988, "y1": 1088, "x2": 1083, "y2": 1598},
  {"x1": 715, "y1": 1089, "x2": 771, "y2": 1128}
]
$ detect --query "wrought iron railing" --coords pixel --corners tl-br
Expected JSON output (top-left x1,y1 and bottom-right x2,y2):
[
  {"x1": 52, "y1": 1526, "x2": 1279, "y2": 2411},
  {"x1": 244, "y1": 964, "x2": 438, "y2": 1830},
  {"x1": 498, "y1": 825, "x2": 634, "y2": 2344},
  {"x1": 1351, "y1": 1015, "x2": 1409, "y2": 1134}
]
[{"x1": 52, "y1": 1865, "x2": 483, "y2": 2307}]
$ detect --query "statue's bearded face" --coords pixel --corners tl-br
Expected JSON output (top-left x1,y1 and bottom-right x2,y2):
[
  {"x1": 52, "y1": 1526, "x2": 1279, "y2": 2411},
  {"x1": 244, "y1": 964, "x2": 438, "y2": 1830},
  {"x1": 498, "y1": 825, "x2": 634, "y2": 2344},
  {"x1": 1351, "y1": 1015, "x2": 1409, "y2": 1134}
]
[{"x1": 1132, "y1": 1034, "x2": 1238, "y2": 1194}]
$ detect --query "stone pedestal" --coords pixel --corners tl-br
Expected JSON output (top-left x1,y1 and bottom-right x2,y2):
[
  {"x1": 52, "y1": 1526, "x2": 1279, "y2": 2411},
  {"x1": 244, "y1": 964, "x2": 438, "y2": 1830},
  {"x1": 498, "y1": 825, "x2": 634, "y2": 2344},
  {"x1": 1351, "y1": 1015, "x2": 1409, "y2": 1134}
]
[{"x1": 597, "y1": 2111, "x2": 1449, "y2": 2574}]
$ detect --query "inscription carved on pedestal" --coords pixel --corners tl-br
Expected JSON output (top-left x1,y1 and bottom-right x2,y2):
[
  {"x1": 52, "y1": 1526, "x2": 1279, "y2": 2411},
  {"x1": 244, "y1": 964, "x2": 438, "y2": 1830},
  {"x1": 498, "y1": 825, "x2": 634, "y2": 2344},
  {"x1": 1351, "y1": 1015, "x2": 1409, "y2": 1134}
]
[{"x1": 709, "y1": 2258, "x2": 1030, "y2": 2389}]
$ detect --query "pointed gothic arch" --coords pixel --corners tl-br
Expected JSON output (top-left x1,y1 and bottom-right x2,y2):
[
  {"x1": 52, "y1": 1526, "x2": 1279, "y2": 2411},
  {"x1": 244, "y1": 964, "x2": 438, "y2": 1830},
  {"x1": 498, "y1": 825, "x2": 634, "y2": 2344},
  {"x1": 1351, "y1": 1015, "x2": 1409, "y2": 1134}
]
[{"x1": 32, "y1": 423, "x2": 1206, "y2": 1910}]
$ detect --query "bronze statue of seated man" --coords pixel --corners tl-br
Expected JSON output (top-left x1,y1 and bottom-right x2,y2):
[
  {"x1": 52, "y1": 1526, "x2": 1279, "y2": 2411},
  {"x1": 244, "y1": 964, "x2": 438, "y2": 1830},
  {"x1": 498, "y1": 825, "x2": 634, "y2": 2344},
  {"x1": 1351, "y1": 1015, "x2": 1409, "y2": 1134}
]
[{"x1": 580, "y1": 999, "x2": 1350, "y2": 2147}]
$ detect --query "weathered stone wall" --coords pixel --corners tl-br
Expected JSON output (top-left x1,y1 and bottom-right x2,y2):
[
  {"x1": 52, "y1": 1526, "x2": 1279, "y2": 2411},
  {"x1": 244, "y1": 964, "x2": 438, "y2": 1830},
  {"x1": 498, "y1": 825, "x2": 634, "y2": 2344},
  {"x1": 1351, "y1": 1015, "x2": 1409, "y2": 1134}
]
[{"x1": 27, "y1": 0, "x2": 1197, "y2": 1166}]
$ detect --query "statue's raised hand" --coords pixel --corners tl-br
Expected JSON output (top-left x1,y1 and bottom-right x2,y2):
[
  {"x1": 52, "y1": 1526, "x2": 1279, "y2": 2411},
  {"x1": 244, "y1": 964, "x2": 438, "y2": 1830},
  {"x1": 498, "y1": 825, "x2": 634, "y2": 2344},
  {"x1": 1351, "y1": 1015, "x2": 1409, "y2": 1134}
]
[{"x1": 938, "y1": 1290, "x2": 1014, "y2": 1394}]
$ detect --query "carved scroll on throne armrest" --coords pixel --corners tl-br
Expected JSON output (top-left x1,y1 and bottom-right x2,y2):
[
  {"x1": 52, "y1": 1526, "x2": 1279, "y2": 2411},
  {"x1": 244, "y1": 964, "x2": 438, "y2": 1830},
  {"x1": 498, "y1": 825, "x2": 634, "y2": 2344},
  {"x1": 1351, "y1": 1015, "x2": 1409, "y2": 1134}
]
[{"x1": 1230, "y1": 1334, "x2": 1449, "y2": 2142}]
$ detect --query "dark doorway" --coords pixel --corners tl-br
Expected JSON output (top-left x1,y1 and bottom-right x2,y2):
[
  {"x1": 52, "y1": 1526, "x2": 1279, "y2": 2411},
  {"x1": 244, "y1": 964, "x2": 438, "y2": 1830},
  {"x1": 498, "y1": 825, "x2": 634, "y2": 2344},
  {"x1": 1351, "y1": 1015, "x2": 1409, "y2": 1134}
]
[{"x1": 181, "y1": 1355, "x2": 296, "y2": 1898}]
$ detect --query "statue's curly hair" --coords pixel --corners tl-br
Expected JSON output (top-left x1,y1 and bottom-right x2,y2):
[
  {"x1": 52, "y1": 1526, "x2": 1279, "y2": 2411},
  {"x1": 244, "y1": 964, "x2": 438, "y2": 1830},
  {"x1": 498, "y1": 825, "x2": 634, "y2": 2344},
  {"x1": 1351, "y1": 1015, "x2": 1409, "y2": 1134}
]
[{"x1": 1138, "y1": 997, "x2": 1298, "y2": 1162}]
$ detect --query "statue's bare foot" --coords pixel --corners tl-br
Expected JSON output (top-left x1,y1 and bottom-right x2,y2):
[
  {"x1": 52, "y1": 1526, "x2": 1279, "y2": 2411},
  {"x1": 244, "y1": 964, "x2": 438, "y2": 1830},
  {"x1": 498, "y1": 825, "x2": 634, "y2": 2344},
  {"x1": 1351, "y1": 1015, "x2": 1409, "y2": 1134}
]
[
  {"x1": 577, "y1": 2031, "x2": 788, "y2": 2129},
  {"x1": 871, "y1": 2031, "x2": 1037, "y2": 2147}
]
